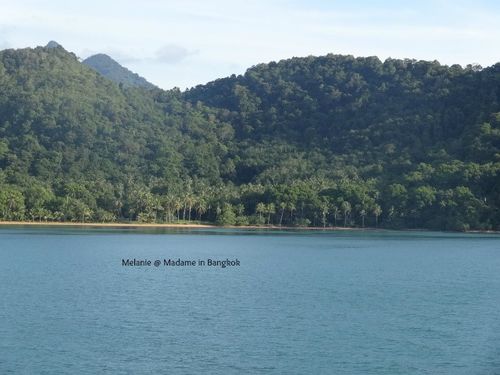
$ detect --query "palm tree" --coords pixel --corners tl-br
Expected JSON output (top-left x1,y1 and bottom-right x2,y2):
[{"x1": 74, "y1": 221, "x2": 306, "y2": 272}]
[
  {"x1": 153, "y1": 197, "x2": 163, "y2": 223},
  {"x1": 331, "y1": 205, "x2": 339, "y2": 227},
  {"x1": 185, "y1": 194, "x2": 195, "y2": 221},
  {"x1": 341, "y1": 201, "x2": 351, "y2": 227},
  {"x1": 320, "y1": 200, "x2": 329, "y2": 228},
  {"x1": 196, "y1": 199, "x2": 207, "y2": 221},
  {"x1": 82, "y1": 207, "x2": 92, "y2": 223},
  {"x1": 41, "y1": 208, "x2": 51, "y2": 222},
  {"x1": 162, "y1": 195, "x2": 174, "y2": 223},
  {"x1": 53, "y1": 211, "x2": 64, "y2": 222},
  {"x1": 174, "y1": 197, "x2": 182, "y2": 221},
  {"x1": 235, "y1": 203, "x2": 245, "y2": 216},
  {"x1": 266, "y1": 203, "x2": 275, "y2": 225},
  {"x1": 114, "y1": 199, "x2": 123, "y2": 220},
  {"x1": 373, "y1": 204, "x2": 382, "y2": 227},
  {"x1": 182, "y1": 196, "x2": 187, "y2": 221},
  {"x1": 256, "y1": 202, "x2": 266, "y2": 222},
  {"x1": 360, "y1": 209, "x2": 367, "y2": 228},
  {"x1": 388, "y1": 205, "x2": 395, "y2": 223},
  {"x1": 278, "y1": 202, "x2": 286, "y2": 226},
  {"x1": 288, "y1": 202, "x2": 296, "y2": 223}
]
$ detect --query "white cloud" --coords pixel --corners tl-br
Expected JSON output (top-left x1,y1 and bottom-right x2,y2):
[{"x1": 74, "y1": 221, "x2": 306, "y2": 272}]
[{"x1": 154, "y1": 44, "x2": 197, "y2": 64}]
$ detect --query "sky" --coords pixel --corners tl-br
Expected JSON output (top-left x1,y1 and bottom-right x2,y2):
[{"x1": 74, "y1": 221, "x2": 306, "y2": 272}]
[{"x1": 1, "y1": 0, "x2": 500, "y2": 90}]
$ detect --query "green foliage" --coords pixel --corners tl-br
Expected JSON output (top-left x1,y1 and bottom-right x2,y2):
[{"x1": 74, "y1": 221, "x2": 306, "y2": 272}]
[
  {"x1": 0, "y1": 46, "x2": 499, "y2": 230},
  {"x1": 216, "y1": 203, "x2": 237, "y2": 226},
  {"x1": 0, "y1": 185, "x2": 25, "y2": 220}
]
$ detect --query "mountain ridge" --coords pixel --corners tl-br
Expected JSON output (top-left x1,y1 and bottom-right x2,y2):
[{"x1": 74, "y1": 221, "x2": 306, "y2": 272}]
[{"x1": 82, "y1": 53, "x2": 156, "y2": 89}]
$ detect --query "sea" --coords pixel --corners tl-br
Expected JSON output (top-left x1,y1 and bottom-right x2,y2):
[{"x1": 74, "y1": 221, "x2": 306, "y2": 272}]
[{"x1": 1, "y1": 226, "x2": 499, "y2": 374}]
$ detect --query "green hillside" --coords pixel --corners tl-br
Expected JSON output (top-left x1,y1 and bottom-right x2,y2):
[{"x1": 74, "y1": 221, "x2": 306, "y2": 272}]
[
  {"x1": 185, "y1": 55, "x2": 500, "y2": 230},
  {"x1": 0, "y1": 46, "x2": 498, "y2": 230},
  {"x1": 0, "y1": 45, "x2": 234, "y2": 223},
  {"x1": 83, "y1": 53, "x2": 156, "y2": 89}
]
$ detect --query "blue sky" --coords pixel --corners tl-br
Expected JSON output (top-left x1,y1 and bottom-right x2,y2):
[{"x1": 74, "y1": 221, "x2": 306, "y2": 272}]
[{"x1": 1, "y1": 0, "x2": 499, "y2": 89}]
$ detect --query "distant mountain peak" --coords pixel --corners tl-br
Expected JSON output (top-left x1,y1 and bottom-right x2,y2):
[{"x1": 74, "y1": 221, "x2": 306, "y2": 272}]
[
  {"x1": 82, "y1": 53, "x2": 155, "y2": 89},
  {"x1": 46, "y1": 41, "x2": 62, "y2": 49}
]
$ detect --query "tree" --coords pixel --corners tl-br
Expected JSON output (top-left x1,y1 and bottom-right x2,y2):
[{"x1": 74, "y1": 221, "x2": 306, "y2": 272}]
[
  {"x1": 216, "y1": 203, "x2": 236, "y2": 226},
  {"x1": 235, "y1": 203, "x2": 245, "y2": 216},
  {"x1": 266, "y1": 203, "x2": 275, "y2": 225},
  {"x1": 185, "y1": 194, "x2": 195, "y2": 221},
  {"x1": 331, "y1": 205, "x2": 339, "y2": 227},
  {"x1": 0, "y1": 187, "x2": 25, "y2": 220},
  {"x1": 341, "y1": 201, "x2": 351, "y2": 227},
  {"x1": 174, "y1": 198, "x2": 182, "y2": 221},
  {"x1": 320, "y1": 200, "x2": 329, "y2": 228},
  {"x1": 360, "y1": 209, "x2": 367, "y2": 228},
  {"x1": 373, "y1": 204, "x2": 382, "y2": 227},
  {"x1": 196, "y1": 199, "x2": 207, "y2": 221},
  {"x1": 256, "y1": 202, "x2": 266, "y2": 221},
  {"x1": 24, "y1": 185, "x2": 54, "y2": 221},
  {"x1": 278, "y1": 201, "x2": 286, "y2": 226},
  {"x1": 288, "y1": 202, "x2": 296, "y2": 223}
]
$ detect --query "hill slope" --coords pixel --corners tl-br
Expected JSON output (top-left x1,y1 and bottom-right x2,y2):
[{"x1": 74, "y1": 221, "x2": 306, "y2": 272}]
[
  {"x1": 0, "y1": 46, "x2": 234, "y2": 222},
  {"x1": 186, "y1": 55, "x2": 498, "y2": 159},
  {"x1": 0, "y1": 47, "x2": 498, "y2": 230},
  {"x1": 83, "y1": 53, "x2": 155, "y2": 89},
  {"x1": 184, "y1": 55, "x2": 500, "y2": 229}
]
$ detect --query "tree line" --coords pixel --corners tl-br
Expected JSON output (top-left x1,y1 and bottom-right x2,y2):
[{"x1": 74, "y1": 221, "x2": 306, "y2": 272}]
[{"x1": 0, "y1": 176, "x2": 491, "y2": 231}]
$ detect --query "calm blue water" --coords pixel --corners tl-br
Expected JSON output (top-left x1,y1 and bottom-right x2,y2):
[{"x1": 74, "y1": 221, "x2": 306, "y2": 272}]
[{"x1": 1, "y1": 227, "x2": 499, "y2": 375}]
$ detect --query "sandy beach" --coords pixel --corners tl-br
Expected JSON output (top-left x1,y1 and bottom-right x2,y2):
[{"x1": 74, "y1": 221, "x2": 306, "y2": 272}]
[
  {"x1": 0, "y1": 220, "x2": 366, "y2": 231},
  {"x1": 0, "y1": 221, "x2": 215, "y2": 228},
  {"x1": 0, "y1": 221, "x2": 497, "y2": 233}
]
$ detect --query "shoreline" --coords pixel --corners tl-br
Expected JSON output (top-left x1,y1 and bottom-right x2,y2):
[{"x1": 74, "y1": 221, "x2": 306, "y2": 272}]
[
  {"x1": 0, "y1": 221, "x2": 371, "y2": 231},
  {"x1": 0, "y1": 221, "x2": 498, "y2": 234},
  {"x1": 0, "y1": 220, "x2": 384, "y2": 231},
  {"x1": 0, "y1": 221, "x2": 214, "y2": 228}
]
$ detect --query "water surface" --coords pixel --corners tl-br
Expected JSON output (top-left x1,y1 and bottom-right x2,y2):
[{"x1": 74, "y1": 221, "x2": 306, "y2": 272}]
[{"x1": 1, "y1": 227, "x2": 499, "y2": 374}]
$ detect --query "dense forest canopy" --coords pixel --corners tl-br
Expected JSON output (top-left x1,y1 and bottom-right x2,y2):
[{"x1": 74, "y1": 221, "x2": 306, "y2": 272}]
[{"x1": 0, "y1": 44, "x2": 499, "y2": 230}]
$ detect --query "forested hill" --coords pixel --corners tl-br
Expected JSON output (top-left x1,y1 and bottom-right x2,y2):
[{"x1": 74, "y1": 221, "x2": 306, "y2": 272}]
[
  {"x1": 0, "y1": 45, "x2": 499, "y2": 231},
  {"x1": 0, "y1": 45, "x2": 235, "y2": 223},
  {"x1": 82, "y1": 53, "x2": 156, "y2": 89},
  {"x1": 184, "y1": 55, "x2": 500, "y2": 230},
  {"x1": 186, "y1": 55, "x2": 499, "y2": 159}
]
